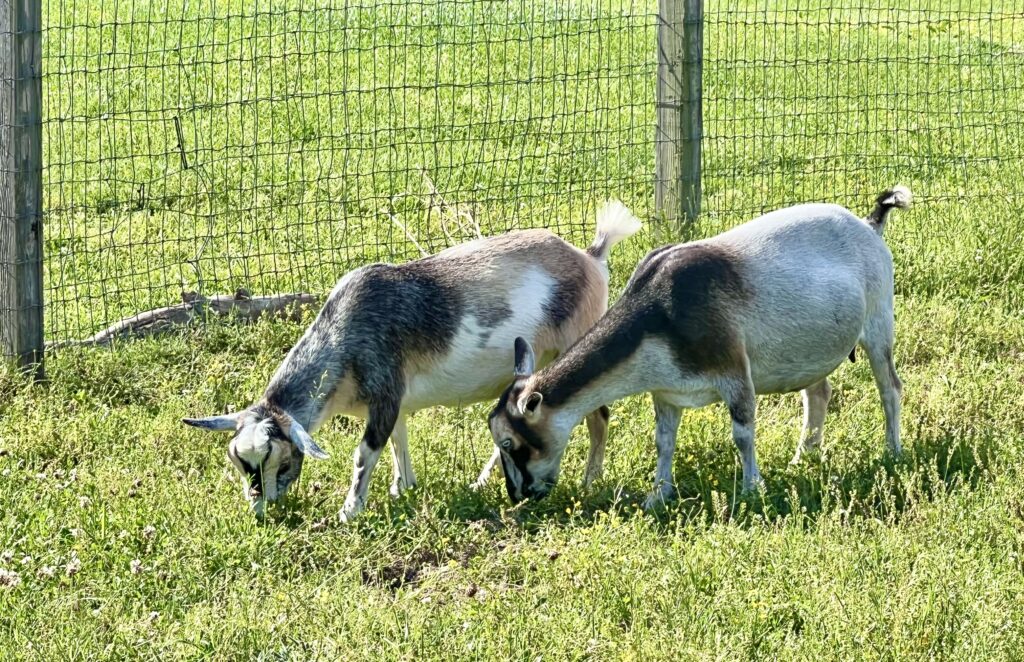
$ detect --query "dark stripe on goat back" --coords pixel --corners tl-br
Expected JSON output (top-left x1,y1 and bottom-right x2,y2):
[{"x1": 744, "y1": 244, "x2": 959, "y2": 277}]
[
  {"x1": 267, "y1": 262, "x2": 463, "y2": 414},
  {"x1": 336, "y1": 262, "x2": 464, "y2": 358},
  {"x1": 629, "y1": 242, "x2": 750, "y2": 307},
  {"x1": 538, "y1": 243, "x2": 749, "y2": 407},
  {"x1": 344, "y1": 262, "x2": 463, "y2": 403},
  {"x1": 634, "y1": 242, "x2": 750, "y2": 373}
]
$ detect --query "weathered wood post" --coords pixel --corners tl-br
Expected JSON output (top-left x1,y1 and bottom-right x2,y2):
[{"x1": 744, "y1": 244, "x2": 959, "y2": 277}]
[
  {"x1": 656, "y1": 0, "x2": 703, "y2": 236},
  {"x1": 0, "y1": 0, "x2": 44, "y2": 379}
]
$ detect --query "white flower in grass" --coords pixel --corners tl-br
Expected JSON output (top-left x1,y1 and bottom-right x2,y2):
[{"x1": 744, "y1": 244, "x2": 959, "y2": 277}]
[
  {"x1": 37, "y1": 566, "x2": 56, "y2": 580},
  {"x1": 1, "y1": 550, "x2": 12, "y2": 564},
  {"x1": 65, "y1": 555, "x2": 81, "y2": 577},
  {"x1": 148, "y1": 611, "x2": 160, "y2": 623},
  {"x1": 78, "y1": 495, "x2": 91, "y2": 508},
  {"x1": 142, "y1": 525, "x2": 156, "y2": 540},
  {"x1": 130, "y1": 559, "x2": 143, "y2": 575},
  {"x1": 0, "y1": 568, "x2": 21, "y2": 588}
]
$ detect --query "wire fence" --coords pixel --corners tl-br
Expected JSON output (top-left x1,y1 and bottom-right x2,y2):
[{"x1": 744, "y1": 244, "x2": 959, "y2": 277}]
[
  {"x1": 4, "y1": 0, "x2": 1024, "y2": 349},
  {"x1": 39, "y1": 0, "x2": 656, "y2": 344}
]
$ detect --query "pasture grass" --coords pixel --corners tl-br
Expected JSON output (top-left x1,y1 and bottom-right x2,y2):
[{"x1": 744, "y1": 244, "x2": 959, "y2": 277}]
[
  {"x1": 2, "y1": 294, "x2": 1024, "y2": 659},
  {"x1": 3, "y1": 0, "x2": 1024, "y2": 659}
]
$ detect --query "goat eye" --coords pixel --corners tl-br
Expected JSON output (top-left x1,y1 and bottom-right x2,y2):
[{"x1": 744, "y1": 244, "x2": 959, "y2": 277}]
[{"x1": 501, "y1": 439, "x2": 512, "y2": 450}]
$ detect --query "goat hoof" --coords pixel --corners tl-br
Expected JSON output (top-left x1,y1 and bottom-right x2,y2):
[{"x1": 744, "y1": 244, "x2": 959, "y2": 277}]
[
  {"x1": 390, "y1": 479, "x2": 416, "y2": 499},
  {"x1": 792, "y1": 448, "x2": 826, "y2": 467},
  {"x1": 338, "y1": 497, "x2": 365, "y2": 523},
  {"x1": 741, "y1": 478, "x2": 765, "y2": 495},
  {"x1": 642, "y1": 487, "x2": 676, "y2": 511}
]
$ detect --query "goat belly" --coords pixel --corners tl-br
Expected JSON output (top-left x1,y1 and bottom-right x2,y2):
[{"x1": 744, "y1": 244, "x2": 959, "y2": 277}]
[{"x1": 400, "y1": 323, "x2": 548, "y2": 412}]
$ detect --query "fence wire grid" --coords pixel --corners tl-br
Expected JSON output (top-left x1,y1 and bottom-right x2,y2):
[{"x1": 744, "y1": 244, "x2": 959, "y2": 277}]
[{"x1": 22, "y1": 0, "x2": 1024, "y2": 344}]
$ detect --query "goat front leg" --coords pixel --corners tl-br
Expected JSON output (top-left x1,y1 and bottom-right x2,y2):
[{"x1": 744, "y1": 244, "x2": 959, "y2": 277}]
[
  {"x1": 721, "y1": 374, "x2": 762, "y2": 493},
  {"x1": 643, "y1": 396, "x2": 681, "y2": 510},
  {"x1": 791, "y1": 378, "x2": 831, "y2": 464},
  {"x1": 389, "y1": 415, "x2": 416, "y2": 498},
  {"x1": 583, "y1": 405, "x2": 610, "y2": 486},
  {"x1": 341, "y1": 400, "x2": 399, "y2": 522}
]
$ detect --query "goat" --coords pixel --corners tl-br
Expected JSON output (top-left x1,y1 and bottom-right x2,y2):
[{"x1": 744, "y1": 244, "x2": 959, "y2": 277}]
[
  {"x1": 489, "y1": 187, "x2": 911, "y2": 508},
  {"x1": 183, "y1": 201, "x2": 642, "y2": 519}
]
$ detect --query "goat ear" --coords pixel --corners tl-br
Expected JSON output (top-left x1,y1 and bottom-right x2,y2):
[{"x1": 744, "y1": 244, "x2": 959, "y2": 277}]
[
  {"x1": 284, "y1": 417, "x2": 330, "y2": 460},
  {"x1": 514, "y1": 337, "x2": 535, "y2": 377},
  {"x1": 182, "y1": 413, "x2": 240, "y2": 432},
  {"x1": 520, "y1": 391, "x2": 543, "y2": 420}
]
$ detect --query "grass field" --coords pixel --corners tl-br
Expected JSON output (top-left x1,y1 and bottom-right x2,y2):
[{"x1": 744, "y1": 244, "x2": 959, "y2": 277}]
[{"x1": 4, "y1": 0, "x2": 1024, "y2": 658}]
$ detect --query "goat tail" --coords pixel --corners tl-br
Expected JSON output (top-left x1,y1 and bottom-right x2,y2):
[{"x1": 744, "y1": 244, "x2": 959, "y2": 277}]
[
  {"x1": 866, "y1": 185, "x2": 912, "y2": 236},
  {"x1": 586, "y1": 199, "x2": 643, "y2": 262}
]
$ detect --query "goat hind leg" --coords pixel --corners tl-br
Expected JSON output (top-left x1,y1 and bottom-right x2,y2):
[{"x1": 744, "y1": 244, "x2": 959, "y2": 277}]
[
  {"x1": 471, "y1": 448, "x2": 502, "y2": 491},
  {"x1": 861, "y1": 327, "x2": 902, "y2": 456},
  {"x1": 389, "y1": 415, "x2": 416, "y2": 498},
  {"x1": 583, "y1": 405, "x2": 610, "y2": 487}
]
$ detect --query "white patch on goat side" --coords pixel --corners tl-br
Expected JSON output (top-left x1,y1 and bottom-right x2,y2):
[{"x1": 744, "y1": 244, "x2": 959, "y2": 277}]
[{"x1": 402, "y1": 267, "x2": 557, "y2": 411}]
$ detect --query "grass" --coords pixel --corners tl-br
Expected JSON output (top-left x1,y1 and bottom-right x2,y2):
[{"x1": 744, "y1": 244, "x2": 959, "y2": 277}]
[{"x1": 3, "y1": 0, "x2": 1024, "y2": 658}]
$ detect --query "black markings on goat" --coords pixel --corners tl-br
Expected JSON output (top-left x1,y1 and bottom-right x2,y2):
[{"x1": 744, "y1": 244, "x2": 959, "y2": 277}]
[
  {"x1": 183, "y1": 201, "x2": 643, "y2": 521},
  {"x1": 489, "y1": 187, "x2": 911, "y2": 509}
]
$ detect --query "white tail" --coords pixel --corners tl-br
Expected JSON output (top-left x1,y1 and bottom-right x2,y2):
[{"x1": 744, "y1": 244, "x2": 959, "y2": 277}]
[
  {"x1": 866, "y1": 185, "x2": 913, "y2": 236},
  {"x1": 587, "y1": 199, "x2": 643, "y2": 262}
]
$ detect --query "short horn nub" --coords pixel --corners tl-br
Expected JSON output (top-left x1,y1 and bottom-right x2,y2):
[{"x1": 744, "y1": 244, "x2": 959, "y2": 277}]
[
  {"x1": 866, "y1": 185, "x2": 912, "y2": 235},
  {"x1": 586, "y1": 199, "x2": 643, "y2": 262}
]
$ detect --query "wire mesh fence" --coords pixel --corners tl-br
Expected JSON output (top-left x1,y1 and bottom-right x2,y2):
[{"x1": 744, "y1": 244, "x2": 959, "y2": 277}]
[
  {"x1": 39, "y1": 0, "x2": 657, "y2": 344},
  {"x1": 700, "y1": 1, "x2": 1024, "y2": 304},
  {"x1": 4, "y1": 0, "x2": 1024, "y2": 349}
]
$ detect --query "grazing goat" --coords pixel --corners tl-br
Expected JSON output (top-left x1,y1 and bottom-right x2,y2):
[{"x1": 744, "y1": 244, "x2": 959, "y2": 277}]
[
  {"x1": 489, "y1": 187, "x2": 911, "y2": 508},
  {"x1": 183, "y1": 201, "x2": 642, "y2": 519}
]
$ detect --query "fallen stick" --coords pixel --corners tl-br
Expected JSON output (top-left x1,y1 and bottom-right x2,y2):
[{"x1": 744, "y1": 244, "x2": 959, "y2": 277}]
[{"x1": 48, "y1": 289, "x2": 320, "y2": 348}]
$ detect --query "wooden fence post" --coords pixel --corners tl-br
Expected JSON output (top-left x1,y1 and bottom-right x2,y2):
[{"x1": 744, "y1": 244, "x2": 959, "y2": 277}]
[
  {"x1": 656, "y1": 0, "x2": 703, "y2": 234},
  {"x1": 0, "y1": 0, "x2": 44, "y2": 379}
]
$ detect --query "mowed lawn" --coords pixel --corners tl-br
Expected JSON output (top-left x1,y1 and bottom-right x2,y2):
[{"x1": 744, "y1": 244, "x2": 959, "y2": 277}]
[{"x1": 4, "y1": 0, "x2": 1024, "y2": 659}]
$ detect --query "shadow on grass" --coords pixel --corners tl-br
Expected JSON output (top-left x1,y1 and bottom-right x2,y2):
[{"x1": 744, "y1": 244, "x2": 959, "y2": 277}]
[
  {"x1": 257, "y1": 425, "x2": 996, "y2": 538},
  {"x1": 244, "y1": 428, "x2": 999, "y2": 592},
  {"x1": 419, "y1": 426, "x2": 998, "y2": 533}
]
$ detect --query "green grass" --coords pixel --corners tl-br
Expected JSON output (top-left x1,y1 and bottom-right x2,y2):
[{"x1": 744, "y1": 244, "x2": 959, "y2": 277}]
[{"x1": 4, "y1": 0, "x2": 1024, "y2": 658}]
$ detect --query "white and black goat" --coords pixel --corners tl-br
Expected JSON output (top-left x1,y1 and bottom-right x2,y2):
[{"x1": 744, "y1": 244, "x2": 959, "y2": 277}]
[
  {"x1": 183, "y1": 202, "x2": 641, "y2": 519},
  {"x1": 489, "y1": 187, "x2": 911, "y2": 508}
]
